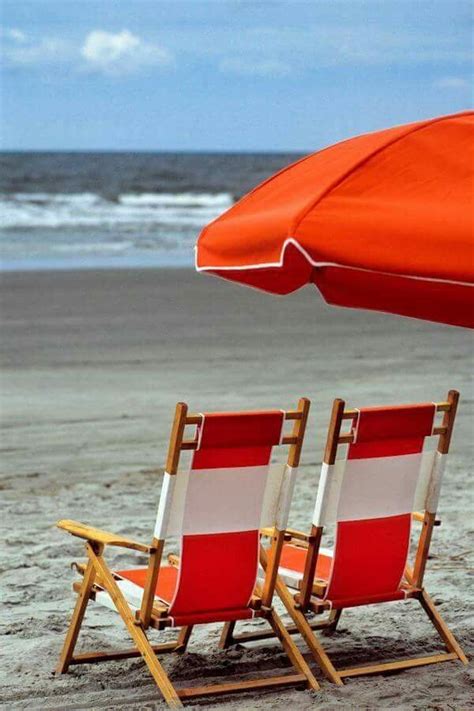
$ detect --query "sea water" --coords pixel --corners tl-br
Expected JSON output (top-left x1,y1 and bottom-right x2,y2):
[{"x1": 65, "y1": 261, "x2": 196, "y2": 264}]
[{"x1": 0, "y1": 152, "x2": 300, "y2": 271}]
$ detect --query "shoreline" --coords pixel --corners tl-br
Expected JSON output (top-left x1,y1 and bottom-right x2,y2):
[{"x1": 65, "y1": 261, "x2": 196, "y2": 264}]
[{"x1": 0, "y1": 257, "x2": 196, "y2": 274}]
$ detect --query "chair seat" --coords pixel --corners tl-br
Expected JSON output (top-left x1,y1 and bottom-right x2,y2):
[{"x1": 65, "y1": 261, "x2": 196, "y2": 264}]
[
  {"x1": 278, "y1": 543, "x2": 411, "y2": 608},
  {"x1": 278, "y1": 543, "x2": 333, "y2": 590},
  {"x1": 117, "y1": 565, "x2": 178, "y2": 604},
  {"x1": 91, "y1": 565, "x2": 178, "y2": 614},
  {"x1": 111, "y1": 565, "x2": 254, "y2": 626}
]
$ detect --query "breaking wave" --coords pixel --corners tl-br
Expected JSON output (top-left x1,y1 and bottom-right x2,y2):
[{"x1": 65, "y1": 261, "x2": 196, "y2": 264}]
[{"x1": 1, "y1": 191, "x2": 233, "y2": 230}]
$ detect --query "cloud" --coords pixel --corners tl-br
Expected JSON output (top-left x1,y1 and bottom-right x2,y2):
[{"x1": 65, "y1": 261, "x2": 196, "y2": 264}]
[
  {"x1": 1, "y1": 27, "x2": 72, "y2": 66},
  {"x1": 81, "y1": 30, "x2": 172, "y2": 75},
  {"x1": 4, "y1": 28, "x2": 27, "y2": 43},
  {"x1": 434, "y1": 76, "x2": 471, "y2": 89},
  {"x1": 1, "y1": 27, "x2": 172, "y2": 76},
  {"x1": 219, "y1": 57, "x2": 291, "y2": 77}
]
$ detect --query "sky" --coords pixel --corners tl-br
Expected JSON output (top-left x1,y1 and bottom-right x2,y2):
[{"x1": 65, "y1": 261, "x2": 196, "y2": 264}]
[{"x1": 0, "y1": 0, "x2": 472, "y2": 151}]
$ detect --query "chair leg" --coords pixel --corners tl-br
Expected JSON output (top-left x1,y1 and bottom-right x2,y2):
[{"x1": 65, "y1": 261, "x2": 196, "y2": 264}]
[
  {"x1": 258, "y1": 543, "x2": 341, "y2": 684},
  {"x1": 324, "y1": 609, "x2": 342, "y2": 633},
  {"x1": 175, "y1": 625, "x2": 193, "y2": 653},
  {"x1": 274, "y1": 576, "x2": 343, "y2": 685},
  {"x1": 89, "y1": 547, "x2": 183, "y2": 709},
  {"x1": 218, "y1": 621, "x2": 236, "y2": 649},
  {"x1": 419, "y1": 591, "x2": 468, "y2": 664},
  {"x1": 267, "y1": 609, "x2": 320, "y2": 691},
  {"x1": 56, "y1": 557, "x2": 97, "y2": 674}
]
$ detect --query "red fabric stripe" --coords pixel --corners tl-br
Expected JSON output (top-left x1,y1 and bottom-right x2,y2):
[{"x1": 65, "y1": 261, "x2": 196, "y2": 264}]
[
  {"x1": 169, "y1": 530, "x2": 259, "y2": 619},
  {"x1": 192, "y1": 411, "x2": 284, "y2": 470},
  {"x1": 196, "y1": 411, "x2": 284, "y2": 448},
  {"x1": 325, "y1": 514, "x2": 411, "y2": 605},
  {"x1": 348, "y1": 437, "x2": 426, "y2": 459},
  {"x1": 349, "y1": 404, "x2": 435, "y2": 460},
  {"x1": 192, "y1": 445, "x2": 274, "y2": 469}
]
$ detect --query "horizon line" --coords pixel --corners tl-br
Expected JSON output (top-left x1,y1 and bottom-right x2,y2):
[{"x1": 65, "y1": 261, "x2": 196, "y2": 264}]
[{"x1": 0, "y1": 147, "x2": 308, "y2": 155}]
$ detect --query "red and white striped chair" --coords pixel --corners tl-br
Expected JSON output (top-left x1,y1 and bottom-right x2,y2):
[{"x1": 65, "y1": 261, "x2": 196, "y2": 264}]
[
  {"x1": 55, "y1": 399, "x2": 319, "y2": 707},
  {"x1": 222, "y1": 390, "x2": 468, "y2": 684}
]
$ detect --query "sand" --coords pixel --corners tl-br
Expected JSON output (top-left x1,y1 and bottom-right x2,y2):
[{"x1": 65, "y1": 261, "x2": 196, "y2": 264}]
[{"x1": 1, "y1": 267, "x2": 473, "y2": 710}]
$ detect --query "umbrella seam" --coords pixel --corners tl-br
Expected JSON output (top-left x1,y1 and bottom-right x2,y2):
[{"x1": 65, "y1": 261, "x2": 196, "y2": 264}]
[
  {"x1": 290, "y1": 110, "x2": 474, "y2": 237},
  {"x1": 197, "y1": 111, "x2": 472, "y2": 251}
]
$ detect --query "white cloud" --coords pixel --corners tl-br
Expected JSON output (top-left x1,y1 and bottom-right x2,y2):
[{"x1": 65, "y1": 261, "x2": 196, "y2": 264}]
[
  {"x1": 1, "y1": 29, "x2": 72, "y2": 66},
  {"x1": 1, "y1": 26, "x2": 172, "y2": 76},
  {"x1": 81, "y1": 30, "x2": 172, "y2": 75},
  {"x1": 434, "y1": 76, "x2": 471, "y2": 90}
]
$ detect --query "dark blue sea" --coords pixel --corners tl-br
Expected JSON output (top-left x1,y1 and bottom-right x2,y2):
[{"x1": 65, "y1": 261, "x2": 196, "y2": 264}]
[{"x1": 0, "y1": 152, "x2": 301, "y2": 270}]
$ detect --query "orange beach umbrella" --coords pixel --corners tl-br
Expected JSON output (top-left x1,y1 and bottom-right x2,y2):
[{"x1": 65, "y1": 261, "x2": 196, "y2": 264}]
[{"x1": 196, "y1": 111, "x2": 474, "y2": 328}]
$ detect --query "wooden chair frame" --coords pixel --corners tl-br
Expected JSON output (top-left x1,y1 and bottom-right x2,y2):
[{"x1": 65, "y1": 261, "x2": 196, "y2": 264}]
[
  {"x1": 220, "y1": 390, "x2": 468, "y2": 684},
  {"x1": 55, "y1": 398, "x2": 319, "y2": 707}
]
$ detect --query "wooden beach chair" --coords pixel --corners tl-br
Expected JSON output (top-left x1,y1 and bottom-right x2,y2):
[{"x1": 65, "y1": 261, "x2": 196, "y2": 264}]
[
  {"x1": 55, "y1": 399, "x2": 319, "y2": 707},
  {"x1": 220, "y1": 390, "x2": 468, "y2": 683}
]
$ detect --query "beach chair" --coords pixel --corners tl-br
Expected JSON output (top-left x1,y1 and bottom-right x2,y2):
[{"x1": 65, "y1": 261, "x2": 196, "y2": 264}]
[
  {"x1": 221, "y1": 390, "x2": 468, "y2": 683},
  {"x1": 55, "y1": 399, "x2": 319, "y2": 707}
]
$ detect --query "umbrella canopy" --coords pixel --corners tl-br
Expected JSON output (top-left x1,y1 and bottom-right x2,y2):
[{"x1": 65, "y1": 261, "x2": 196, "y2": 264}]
[{"x1": 196, "y1": 111, "x2": 474, "y2": 328}]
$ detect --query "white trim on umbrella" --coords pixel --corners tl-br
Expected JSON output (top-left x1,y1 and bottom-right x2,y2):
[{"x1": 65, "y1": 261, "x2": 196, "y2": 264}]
[{"x1": 195, "y1": 237, "x2": 473, "y2": 289}]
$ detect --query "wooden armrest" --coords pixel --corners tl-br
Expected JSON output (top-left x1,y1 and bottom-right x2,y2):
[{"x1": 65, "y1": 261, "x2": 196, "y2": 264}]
[
  {"x1": 285, "y1": 527, "x2": 312, "y2": 542},
  {"x1": 412, "y1": 512, "x2": 441, "y2": 526},
  {"x1": 260, "y1": 526, "x2": 311, "y2": 542},
  {"x1": 57, "y1": 519, "x2": 152, "y2": 553}
]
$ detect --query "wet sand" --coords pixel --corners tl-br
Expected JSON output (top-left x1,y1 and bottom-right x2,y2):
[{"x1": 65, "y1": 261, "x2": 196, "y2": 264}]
[{"x1": 1, "y1": 268, "x2": 473, "y2": 710}]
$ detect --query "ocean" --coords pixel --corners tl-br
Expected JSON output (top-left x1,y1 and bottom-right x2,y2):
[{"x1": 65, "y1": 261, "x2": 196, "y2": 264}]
[{"x1": 0, "y1": 152, "x2": 301, "y2": 271}]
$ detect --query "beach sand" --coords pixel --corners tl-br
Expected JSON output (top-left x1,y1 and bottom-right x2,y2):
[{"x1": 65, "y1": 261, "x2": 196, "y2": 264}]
[{"x1": 1, "y1": 268, "x2": 473, "y2": 710}]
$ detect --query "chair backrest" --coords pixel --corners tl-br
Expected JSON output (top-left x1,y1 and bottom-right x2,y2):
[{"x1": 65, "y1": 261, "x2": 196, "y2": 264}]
[
  {"x1": 154, "y1": 401, "x2": 309, "y2": 625},
  {"x1": 310, "y1": 392, "x2": 458, "y2": 609}
]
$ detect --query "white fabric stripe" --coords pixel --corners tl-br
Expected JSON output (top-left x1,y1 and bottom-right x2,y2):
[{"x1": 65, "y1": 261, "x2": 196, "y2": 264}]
[
  {"x1": 95, "y1": 579, "x2": 144, "y2": 613},
  {"x1": 313, "y1": 453, "x2": 442, "y2": 525},
  {"x1": 154, "y1": 473, "x2": 177, "y2": 539},
  {"x1": 337, "y1": 453, "x2": 422, "y2": 522},
  {"x1": 95, "y1": 590, "x2": 134, "y2": 614},
  {"x1": 194, "y1": 238, "x2": 474, "y2": 288},
  {"x1": 160, "y1": 463, "x2": 294, "y2": 537},
  {"x1": 181, "y1": 465, "x2": 269, "y2": 535},
  {"x1": 261, "y1": 464, "x2": 297, "y2": 529},
  {"x1": 414, "y1": 451, "x2": 446, "y2": 513},
  {"x1": 313, "y1": 461, "x2": 345, "y2": 526}
]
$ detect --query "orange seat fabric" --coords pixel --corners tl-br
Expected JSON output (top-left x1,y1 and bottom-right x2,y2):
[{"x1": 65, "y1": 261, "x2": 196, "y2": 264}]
[
  {"x1": 116, "y1": 564, "x2": 254, "y2": 626},
  {"x1": 117, "y1": 565, "x2": 178, "y2": 605},
  {"x1": 279, "y1": 543, "x2": 332, "y2": 582}
]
